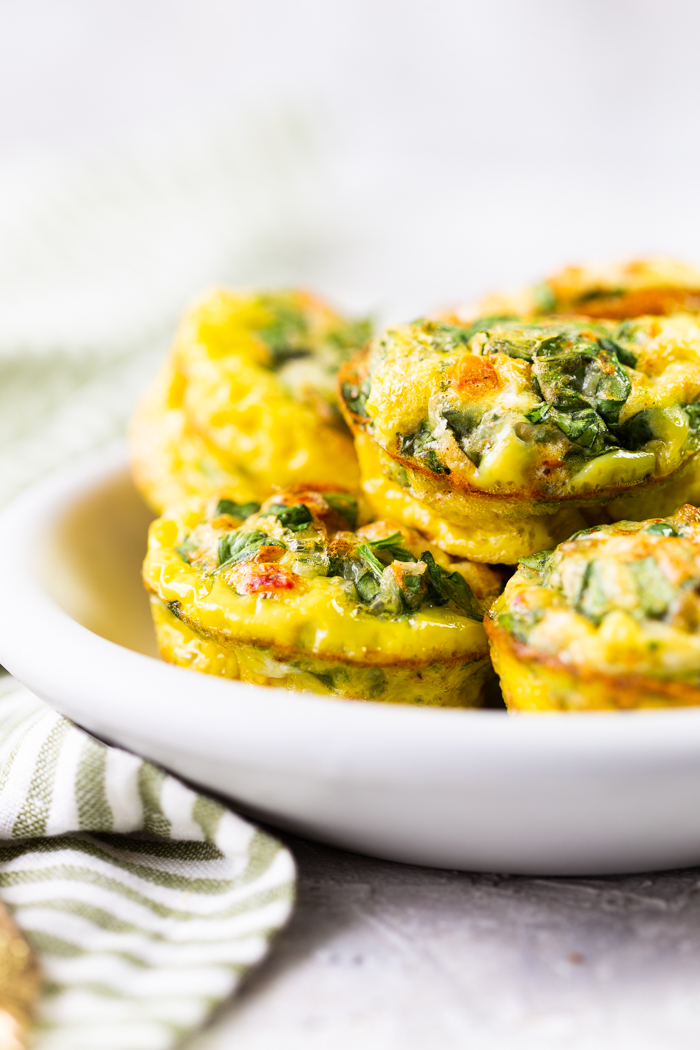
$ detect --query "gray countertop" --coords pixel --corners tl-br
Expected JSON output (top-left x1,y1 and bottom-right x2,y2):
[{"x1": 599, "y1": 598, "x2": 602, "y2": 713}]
[{"x1": 192, "y1": 834, "x2": 700, "y2": 1049}]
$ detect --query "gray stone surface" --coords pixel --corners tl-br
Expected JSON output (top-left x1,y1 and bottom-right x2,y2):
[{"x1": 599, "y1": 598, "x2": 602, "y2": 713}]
[{"x1": 191, "y1": 834, "x2": 700, "y2": 1049}]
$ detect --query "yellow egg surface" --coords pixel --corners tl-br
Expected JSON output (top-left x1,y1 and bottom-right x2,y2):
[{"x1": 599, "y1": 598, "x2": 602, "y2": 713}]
[
  {"x1": 339, "y1": 314, "x2": 700, "y2": 562},
  {"x1": 476, "y1": 257, "x2": 700, "y2": 320},
  {"x1": 130, "y1": 288, "x2": 371, "y2": 512},
  {"x1": 143, "y1": 487, "x2": 501, "y2": 706},
  {"x1": 486, "y1": 503, "x2": 700, "y2": 711},
  {"x1": 130, "y1": 358, "x2": 264, "y2": 513},
  {"x1": 175, "y1": 288, "x2": 369, "y2": 486}
]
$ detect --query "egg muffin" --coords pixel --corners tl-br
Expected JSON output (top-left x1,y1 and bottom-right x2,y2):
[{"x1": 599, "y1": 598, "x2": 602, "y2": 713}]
[
  {"x1": 486, "y1": 504, "x2": 700, "y2": 711},
  {"x1": 477, "y1": 257, "x2": 700, "y2": 320},
  {"x1": 339, "y1": 313, "x2": 700, "y2": 563},
  {"x1": 129, "y1": 358, "x2": 262, "y2": 514},
  {"x1": 131, "y1": 289, "x2": 371, "y2": 512},
  {"x1": 143, "y1": 487, "x2": 502, "y2": 706}
]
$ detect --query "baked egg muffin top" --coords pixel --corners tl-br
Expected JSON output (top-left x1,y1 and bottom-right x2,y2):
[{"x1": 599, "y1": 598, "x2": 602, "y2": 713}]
[
  {"x1": 489, "y1": 504, "x2": 700, "y2": 681},
  {"x1": 143, "y1": 488, "x2": 498, "y2": 664},
  {"x1": 340, "y1": 313, "x2": 700, "y2": 501}
]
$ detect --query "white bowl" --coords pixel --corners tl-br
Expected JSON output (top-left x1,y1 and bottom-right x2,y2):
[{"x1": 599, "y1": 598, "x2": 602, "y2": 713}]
[{"x1": 2, "y1": 447, "x2": 700, "y2": 875}]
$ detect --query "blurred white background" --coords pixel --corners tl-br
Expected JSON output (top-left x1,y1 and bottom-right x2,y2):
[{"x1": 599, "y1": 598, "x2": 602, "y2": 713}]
[{"x1": 3, "y1": 0, "x2": 700, "y2": 319}]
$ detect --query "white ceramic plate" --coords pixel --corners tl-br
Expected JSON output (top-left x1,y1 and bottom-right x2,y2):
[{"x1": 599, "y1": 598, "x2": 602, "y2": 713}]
[{"x1": 1, "y1": 448, "x2": 700, "y2": 875}]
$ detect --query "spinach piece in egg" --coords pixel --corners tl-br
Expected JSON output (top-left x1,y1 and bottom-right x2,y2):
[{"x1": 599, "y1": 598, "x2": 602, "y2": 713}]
[
  {"x1": 175, "y1": 536, "x2": 198, "y2": 563},
  {"x1": 525, "y1": 330, "x2": 631, "y2": 457},
  {"x1": 262, "y1": 503, "x2": 314, "y2": 531},
  {"x1": 420, "y1": 551, "x2": 482, "y2": 619},
  {"x1": 629, "y1": 557, "x2": 675, "y2": 618},
  {"x1": 397, "y1": 422, "x2": 450, "y2": 474},
  {"x1": 218, "y1": 530, "x2": 284, "y2": 568},
  {"x1": 366, "y1": 531, "x2": 415, "y2": 563},
  {"x1": 645, "y1": 521, "x2": 678, "y2": 537},
  {"x1": 258, "y1": 302, "x2": 312, "y2": 368},
  {"x1": 341, "y1": 376, "x2": 371, "y2": 418},
  {"x1": 519, "y1": 549, "x2": 555, "y2": 573},
  {"x1": 323, "y1": 492, "x2": 359, "y2": 530},
  {"x1": 214, "y1": 498, "x2": 261, "y2": 520}
]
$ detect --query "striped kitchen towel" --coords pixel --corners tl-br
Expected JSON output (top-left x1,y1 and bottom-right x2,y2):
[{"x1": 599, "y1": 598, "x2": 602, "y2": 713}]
[{"x1": 0, "y1": 674, "x2": 296, "y2": 1050}]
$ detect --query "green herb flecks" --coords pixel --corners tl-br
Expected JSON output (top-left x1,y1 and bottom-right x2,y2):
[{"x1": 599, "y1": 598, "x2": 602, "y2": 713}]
[
  {"x1": 685, "y1": 402, "x2": 700, "y2": 434},
  {"x1": 262, "y1": 503, "x2": 314, "y2": 531},
  {"x1": 214, "y1": 499, "x2": 261, "y2": 520},
  {"x1": 525, "y1": 329, "x2": 631, "y2": 457},
  {"x1": 618, "y1": 409, "x2": 657, "y2": 450},
  {"x1": 175, "y1": 537, "x2": 198, "y2": 564},
  {"x1": 532, "y1": 283, "x2": 557, "y2": 314},
  {"x1": 356, "y1": 543, "x2": 386, "y2": 581},
  {"x1": 519, "y1": 549, "x2": 555, "y2": 573},
  {"x1": 458, "y1": 315, "x2": 518, "y2": 342},
  {"x1": 645, "y1": 521, "x2": 678, "y2": 537},
  {"x1": 341, "y1": 376, "x2": 371, "y2": 418},
  {"x1": 366, "y1": 531, "x2": 415, "y2": 563},
  {"x1": 420, "y1": 551, "x2": 482, "y2": 620},
  {"x1": 310, "y1": 670, "x2": 335, "y2": 690},
  {"x1": 629, "y1": 557, "x2": 676, "y2": 619},
  {"x1": 258, "y1": 301, "x2": 312, "y2": 368},
  {"x1": 218, "y1": 530, "x2": 284, "y2": 569},
  {"x1": 326, "y1": 318, "x2": 373, "y2": 354},
  {"x1": 397, "y1": 422, "x2": 450, "y2": 475},
  {"x1": 323, "y1": 492, "x2": 359, "y2": 530}
]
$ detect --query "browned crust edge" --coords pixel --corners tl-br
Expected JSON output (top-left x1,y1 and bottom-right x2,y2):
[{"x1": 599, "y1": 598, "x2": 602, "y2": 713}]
[
  {"x1": 146, "y1": 585, "x2": 489, "y2": 669},
  {"x1": 484, "y1": 615, "x2": 700, "y2": 705}
]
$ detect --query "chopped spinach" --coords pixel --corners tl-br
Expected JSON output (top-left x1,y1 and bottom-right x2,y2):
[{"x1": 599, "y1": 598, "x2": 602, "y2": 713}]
[
  {"x1": 618, "y1": 409, "x2": 656, "y2": 450},
  {"x1": 399, "y1": 570, "x2": 427, "y2": 612},
  {"x1": 519, "y1": 549, "x2": 555, "y2": 572},
  {"x1": 356, "y1": 543, "x2": 386, "y2": 580},
  {"x1": 566, "y1": 525, "x2": 604, "y2": 543},
  {"x1": 498, "y1": 610, "x2": 540, "y2": 643},
  {"x1": 629, "y1": 557, "x2": 675, "y2": 618},
  {"x1": 367, "y1": 531, "x2": 416, "y2": 563},
  {"x1": 326, "y1": 318, "x2": 373, "y2": 352},
  {"x1": 598, "y1": 336, "x2": 637, "y2": 370},
  {"x1": 420, "y1": 551, "x2": 482, "y2": 619},
  {"x1": 258, "y1": 302, "x2": 312, "y2": 368},
  {"x1": 355, "y1": 574, "x2": 381, "y2": 603},
  {"x1": 526, "y1": 330, "x2": 631, "y2": 456},
  {"x1": 175, "y1": 537, "x2": 198, "y2": 563},
  {"x1": 645, "y1": 521, "x2": 678, "y2": 537},
  {"x1": 262, "y1": 503, "x2": 314, "y2": 531},
  {"x1": 214, "y1": 498, "x2": 261, "y2": 520},
  {"x1": 574, "y1": 560, "x2": 611, "y2": 623},
  {"x1": 418, "y1": 321, "x2": 473, "y2": 353},
  {"x1": 532, "y1": 283, "x2": 557, "y2": 314},
  {"x1": 310, "y1": 670, "x2": 335, "y2": 690},
  {"x1": 323, "y1": 492, "x2": 359, "y2": 530},
  {"x1": 341, "y1": 376, "x2": 371, "y2": 417},
  {"x1": 685, "y1": 402, "x2": 700, "y2": 433},
  {"x1": 442, "y1": 407, "x2": 479, "y2": 442},
  {"x1": 459, "y1": 315, "x2": 518, "y2": 341},
  {"x1": 218, "y1": 530, "x2": 284, "y2": 568},
  {"x1": 577, "y1": 286, "x2": 625, "y2": 304},
  {"x1": 397, "y1": 422, "x2": 450, "y2": 474}
]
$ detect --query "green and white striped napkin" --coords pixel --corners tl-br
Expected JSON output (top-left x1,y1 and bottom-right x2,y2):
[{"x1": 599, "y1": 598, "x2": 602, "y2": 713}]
[
  {"x1": 0, "y1": 675, "x2": 295, "y2": 1050},
  {"x1": 0, "y1": 137, "x2": 323, "y2": 1048}
]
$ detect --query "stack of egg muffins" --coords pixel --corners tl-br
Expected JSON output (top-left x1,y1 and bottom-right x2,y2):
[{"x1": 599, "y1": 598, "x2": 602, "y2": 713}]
[{"x1": 133, "y1": 259, "x2": 700, "y2": 711}]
